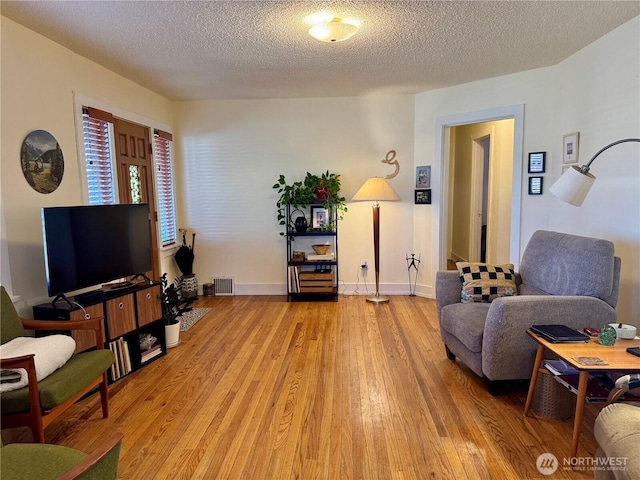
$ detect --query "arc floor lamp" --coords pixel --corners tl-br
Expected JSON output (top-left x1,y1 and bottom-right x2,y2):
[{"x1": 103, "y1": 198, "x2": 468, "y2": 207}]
[
  {"x1": 352, "y1": 177, "x2": 400, "y2": 304},
  {"x1": 550, "y1": 138, "x2": 640, "y2": 206}
]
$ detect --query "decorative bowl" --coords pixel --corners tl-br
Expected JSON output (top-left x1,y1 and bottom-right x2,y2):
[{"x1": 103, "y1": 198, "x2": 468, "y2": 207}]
[
  {"x1": 610, "y1": 323, "x2": 637, "y2": 340},
  {"x1": 312, "y1": 244, "x2": 331, "y2": 255}
]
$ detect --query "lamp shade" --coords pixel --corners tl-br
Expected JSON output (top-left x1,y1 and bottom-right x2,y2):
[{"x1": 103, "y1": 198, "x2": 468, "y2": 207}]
[
  {"x1": 352, "y1": 177, "x2": 400, "y2": 202},
  {"x1": 308, "y1": 18, "x2": 358, "y2": 43},
  {"x1": 549, "y1": 138, "x2": 639, "y2": 207},
  {"x1": 549, "y1": 165, "x2": 595, "y2": 206}
]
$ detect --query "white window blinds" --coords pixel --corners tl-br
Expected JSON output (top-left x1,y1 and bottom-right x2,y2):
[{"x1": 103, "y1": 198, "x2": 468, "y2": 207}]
[
  {"x1": 154, "y1": 130, "x2": 177, "y2": 246},
  {"x1": 82, "y1": 107, "x2": 115, "y2": 205}
]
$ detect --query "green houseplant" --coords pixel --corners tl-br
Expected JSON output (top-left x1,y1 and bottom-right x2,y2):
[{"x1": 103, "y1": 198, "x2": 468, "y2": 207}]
[
  {"x1": 272, "y1": 171, "x2": 347, "y2": 233},
  {"x1": 304, "y1": 171, "x2": 348, "y2": 227},
  {"x1": 272, "y1": 175, "x2": 315, "y2": 233}
]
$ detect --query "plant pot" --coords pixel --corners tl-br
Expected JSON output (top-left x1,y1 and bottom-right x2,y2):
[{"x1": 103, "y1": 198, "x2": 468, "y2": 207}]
[{"x1": 165, "y1": 321, "x2": 181, "y2": 348}]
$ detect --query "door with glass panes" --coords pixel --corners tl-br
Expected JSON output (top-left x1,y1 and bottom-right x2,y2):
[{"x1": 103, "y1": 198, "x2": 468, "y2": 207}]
[{"x1": 113, "y1": 118, "x2": 159, "y2": 281}]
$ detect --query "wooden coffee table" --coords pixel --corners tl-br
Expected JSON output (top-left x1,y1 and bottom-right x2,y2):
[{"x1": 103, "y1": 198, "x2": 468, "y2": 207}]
[{"x1": 524, "y1": 329, "x2": 640, "y2": 457}]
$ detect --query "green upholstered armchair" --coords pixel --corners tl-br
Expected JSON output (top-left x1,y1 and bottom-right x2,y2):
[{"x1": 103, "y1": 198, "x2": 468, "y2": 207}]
[
  {"x1": 1, "y1": 286, "x2": 115, "y2": 443},
  {"x1": 1, "y1": 433, "x2": 122, "y2": 480}
]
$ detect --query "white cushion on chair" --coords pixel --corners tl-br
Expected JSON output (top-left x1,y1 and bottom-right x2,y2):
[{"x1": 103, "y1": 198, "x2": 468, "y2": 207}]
[{"x1": 0, "y1": 335, "x2": 76, "y2": 392}]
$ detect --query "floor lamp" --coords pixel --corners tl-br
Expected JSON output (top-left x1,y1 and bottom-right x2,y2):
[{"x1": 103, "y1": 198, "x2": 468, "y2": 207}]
[
  {"x1": 549, "y1": 138, "x2": 640, "y2": 206},
  {"x1": 352, "y1": 177, "x2": 400, "y2": 303}
]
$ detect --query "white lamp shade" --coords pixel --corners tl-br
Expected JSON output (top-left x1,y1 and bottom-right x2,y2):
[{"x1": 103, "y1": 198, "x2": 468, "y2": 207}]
[
  {"x1": 352, "y1": 177, "x2": 400, "y2": 202},
  {"x1": 309, "y1": 19, "x2": 358, "y2": 43},
  {"x1": 549, "y1": 165, "x2": 596, "y2": 206}
]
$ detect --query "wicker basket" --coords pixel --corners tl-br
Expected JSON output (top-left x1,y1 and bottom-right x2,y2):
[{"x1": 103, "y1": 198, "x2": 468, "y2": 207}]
[{"x1": 532, "y1": 370, "x2": 575, "y2": 420}]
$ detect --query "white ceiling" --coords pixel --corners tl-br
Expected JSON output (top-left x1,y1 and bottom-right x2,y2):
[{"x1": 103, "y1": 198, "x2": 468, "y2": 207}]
[{"x1": 2, "y1": 1, "x2": 638, "y2": 101}]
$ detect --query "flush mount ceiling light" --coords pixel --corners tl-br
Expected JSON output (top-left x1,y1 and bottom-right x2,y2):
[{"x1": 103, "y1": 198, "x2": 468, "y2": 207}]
[{"x1": 308, "y1": 17, "x2": 358, "y2": 43}]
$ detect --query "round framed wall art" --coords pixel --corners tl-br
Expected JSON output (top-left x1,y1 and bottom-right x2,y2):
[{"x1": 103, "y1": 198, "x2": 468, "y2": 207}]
[{"x1": 20, "y1": 130, "x2": 64, "y2": 194}]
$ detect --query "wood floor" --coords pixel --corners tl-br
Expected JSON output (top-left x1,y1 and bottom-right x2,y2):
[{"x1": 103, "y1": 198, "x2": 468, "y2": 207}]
[{"x1": 3, "y1": 295, "x2": 603, "y2": 479}]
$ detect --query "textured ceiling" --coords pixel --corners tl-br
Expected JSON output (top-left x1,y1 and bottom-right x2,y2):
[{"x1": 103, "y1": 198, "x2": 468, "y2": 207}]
[{"x1": 1, "y1": 1, "x2": 639, "y2": 100}]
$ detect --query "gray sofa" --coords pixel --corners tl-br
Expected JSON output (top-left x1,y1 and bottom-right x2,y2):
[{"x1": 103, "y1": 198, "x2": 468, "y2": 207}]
[{"x1": 435, "y1": 230, "x2": 621, "y2": 391}]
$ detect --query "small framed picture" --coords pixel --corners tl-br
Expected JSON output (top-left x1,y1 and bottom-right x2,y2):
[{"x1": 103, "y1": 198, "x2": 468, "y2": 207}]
[
  {"x1": 310, "y1": 206, "x2": 329, "y2": 230},
  {"x1": 414, "y1": 189, "x2": 431, "y2": 204},
  {"x1": 415, "y1": 166, "x2": 431, "y2": 188},
  {"x1": 528, "y1": 176, "x2": 543, "y2": 195},
  {"x1": 528, "y1": 152, "x2": 546, "y2": 173},
  {"x1": 563, "y1": 132, "x2": 580, "y2": 164}
]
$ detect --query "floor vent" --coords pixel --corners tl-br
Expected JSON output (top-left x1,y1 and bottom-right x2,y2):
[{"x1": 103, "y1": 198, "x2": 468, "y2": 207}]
[{"x1": 212, "y1": 276, "x2": 235, "y2": 296}]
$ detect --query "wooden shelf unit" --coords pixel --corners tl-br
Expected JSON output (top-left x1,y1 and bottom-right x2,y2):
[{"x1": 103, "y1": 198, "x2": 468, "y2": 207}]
[{"x1": 32, "y1": 282, "x2": 165, "y2": 382}]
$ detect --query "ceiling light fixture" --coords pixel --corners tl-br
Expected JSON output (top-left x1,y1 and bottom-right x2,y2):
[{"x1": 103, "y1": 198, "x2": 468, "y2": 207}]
[{"x1": 308, "y1": 17, "x2": 358, "y2": 43}]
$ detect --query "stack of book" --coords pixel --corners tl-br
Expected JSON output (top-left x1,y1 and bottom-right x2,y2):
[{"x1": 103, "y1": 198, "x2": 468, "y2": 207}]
[
  {"x1": 139, "y1": 332, "x2": 162, "y2": 364},
  {"x1": 108, "y1": 338, "x2": 132, "y2": 381},
  {"x1": 530, "y1": 324, "x2": 589, "y2": 343}
]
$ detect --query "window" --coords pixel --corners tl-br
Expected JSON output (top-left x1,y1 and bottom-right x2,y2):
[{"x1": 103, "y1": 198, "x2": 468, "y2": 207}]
[
  {"x1": 153, "y1": 130, "x2": 177, "y2": 246},
  {"x1": 81, "y1": 106, "x2": 177, "y2": 247},
  {"x1": 82, "y1": 107, "x2": 115, "y2": 205}
]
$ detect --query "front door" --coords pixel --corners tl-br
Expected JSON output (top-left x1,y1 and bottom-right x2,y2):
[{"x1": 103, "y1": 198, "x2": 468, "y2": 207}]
[{"x1": 113, "y1": 118, "x2": 159, "y2": 281}]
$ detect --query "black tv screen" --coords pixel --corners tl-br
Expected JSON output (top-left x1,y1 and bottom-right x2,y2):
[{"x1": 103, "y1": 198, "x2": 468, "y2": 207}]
[{"x1": 42, "y1": 204, "x2": 152, "y2": 296}]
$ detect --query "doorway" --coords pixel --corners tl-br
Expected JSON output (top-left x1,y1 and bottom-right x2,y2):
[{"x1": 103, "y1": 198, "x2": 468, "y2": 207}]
[
  {"x1": 448, "y1": 122, "x2": 513, "y2": 265},
  {"x1": 434, "y1": 105, "x2": 524, "y2": 273}
]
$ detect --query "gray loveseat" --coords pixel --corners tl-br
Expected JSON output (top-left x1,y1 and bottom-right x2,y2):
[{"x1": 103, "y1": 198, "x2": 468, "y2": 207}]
[{"x1": 435, "y1": 230, "x2": 621, "y2": 392}]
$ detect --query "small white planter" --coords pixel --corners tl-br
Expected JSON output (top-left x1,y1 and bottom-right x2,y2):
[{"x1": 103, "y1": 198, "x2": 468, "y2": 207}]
[{"x1": 165, "y1": 322, "x2": 181, "y2": 348}]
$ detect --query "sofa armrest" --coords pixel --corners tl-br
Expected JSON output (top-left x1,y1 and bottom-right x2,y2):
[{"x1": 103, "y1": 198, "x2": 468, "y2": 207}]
[
  {"x1": 481, "y1": 295, "x2": 617, "y2": 381},
  {"x1": 435, "y1": 271, "x2": 462, "y2": 318}
]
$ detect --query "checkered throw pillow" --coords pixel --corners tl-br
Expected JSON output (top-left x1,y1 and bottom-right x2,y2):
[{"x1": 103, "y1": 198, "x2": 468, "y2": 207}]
[{"x1": 456, "y1": 262, "x2": 518, "y2": 303}]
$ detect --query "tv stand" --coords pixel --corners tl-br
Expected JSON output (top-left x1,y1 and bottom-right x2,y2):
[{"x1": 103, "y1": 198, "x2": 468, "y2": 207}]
[{"x1": 34, "y1": 282, "x2": 165, "y2": 383}]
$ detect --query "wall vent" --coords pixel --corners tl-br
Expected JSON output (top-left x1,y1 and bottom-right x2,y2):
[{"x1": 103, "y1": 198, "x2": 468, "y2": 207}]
[{"x1": 212, "y1": 276, "x2": 235, "y2": 296}]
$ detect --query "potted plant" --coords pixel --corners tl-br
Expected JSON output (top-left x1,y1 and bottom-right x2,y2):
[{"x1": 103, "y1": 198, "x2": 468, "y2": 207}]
[
  {"x1": 304, "y1": 170, "x2": 348, "y2": 229},
  {"x1": 273, "y1": 171, "x2": 348, "y2": 234},
  {"x1": 272, "y1": 175, "x2": 315, "y2": 234},
  {"x1": 160, "y1": 273, "x2": 181, "y2": 348}
]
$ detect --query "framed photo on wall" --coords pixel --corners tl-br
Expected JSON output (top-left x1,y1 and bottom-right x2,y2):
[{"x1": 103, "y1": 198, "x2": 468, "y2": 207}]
[
  {"x1": 528, "y1": 152, "x2": 546, "y2": 173},
  {"x1": 563, "y1": 132, "x2": 580, "y2": 164},
  {"x1": 415, "y1": 166, "x2": 431, "y2": 188},
  {"x1": 414, "y1": 189, "x2": 431, "y2": 204},
  {"x1": 528, "y1": 176, "x2": 543, "y2": 195},
  {"x1": 310, "y1": 206, "x2": 329, "y2": 230}
]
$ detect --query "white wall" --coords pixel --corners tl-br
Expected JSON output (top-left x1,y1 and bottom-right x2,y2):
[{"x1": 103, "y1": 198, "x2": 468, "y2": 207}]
[
  {"x1": 172, "y1": 96, "x2": 416, "y2": 295},
  {"x1": 0, "y1": 17, "x2": 173, "y2": 313},
  {"x1": 415, "y1": 16, "x2": 639, "y2": 325}
]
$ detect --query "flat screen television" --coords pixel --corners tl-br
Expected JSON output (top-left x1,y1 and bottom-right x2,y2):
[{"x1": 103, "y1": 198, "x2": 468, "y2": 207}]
[{"x1": 41, "y1": 203, "x2": 152, "y2": 300}]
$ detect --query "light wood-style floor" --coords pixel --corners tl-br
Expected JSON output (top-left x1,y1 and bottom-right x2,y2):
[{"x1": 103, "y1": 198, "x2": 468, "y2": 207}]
[{"x1": 3, "y1": 295, "x2": 603, "y2": 479}]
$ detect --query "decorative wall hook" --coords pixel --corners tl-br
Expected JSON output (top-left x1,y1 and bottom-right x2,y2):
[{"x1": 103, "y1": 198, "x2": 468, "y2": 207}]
[{"x1": 382, "y1": 150, "x2": 400, "y2": 179}]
